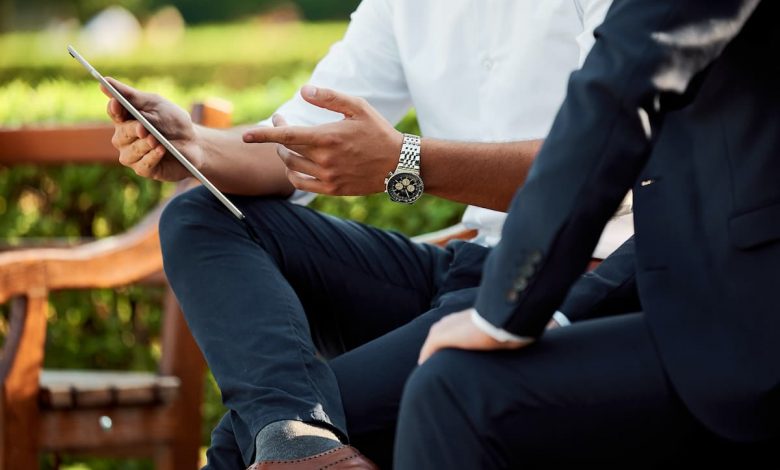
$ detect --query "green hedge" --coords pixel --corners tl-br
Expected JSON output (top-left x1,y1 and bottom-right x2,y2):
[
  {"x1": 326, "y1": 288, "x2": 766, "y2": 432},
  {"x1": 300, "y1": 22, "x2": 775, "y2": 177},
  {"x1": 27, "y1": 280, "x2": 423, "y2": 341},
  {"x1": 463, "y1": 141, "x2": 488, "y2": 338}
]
[{"x1": 0, "y1": 22, "x2": 347, "y2": 87}]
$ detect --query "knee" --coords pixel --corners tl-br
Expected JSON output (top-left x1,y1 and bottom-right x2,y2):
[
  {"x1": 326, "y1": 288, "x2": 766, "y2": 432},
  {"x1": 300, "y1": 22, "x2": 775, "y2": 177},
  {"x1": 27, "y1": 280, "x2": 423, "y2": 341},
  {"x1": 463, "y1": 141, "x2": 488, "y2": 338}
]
[
  {"x1": 400, "y1": 350, "x2": 466, "y2": 415},
  {"x1": 159, "y1": 186, "x2": 223, "y2": 250}
]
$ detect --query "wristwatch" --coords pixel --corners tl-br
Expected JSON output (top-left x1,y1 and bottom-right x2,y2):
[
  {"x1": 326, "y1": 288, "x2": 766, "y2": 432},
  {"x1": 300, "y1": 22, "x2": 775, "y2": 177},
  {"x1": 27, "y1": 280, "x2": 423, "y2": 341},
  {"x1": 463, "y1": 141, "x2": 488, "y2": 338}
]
[{"x1": 385, "y1": 133, "x2": 424, "y2": 204}]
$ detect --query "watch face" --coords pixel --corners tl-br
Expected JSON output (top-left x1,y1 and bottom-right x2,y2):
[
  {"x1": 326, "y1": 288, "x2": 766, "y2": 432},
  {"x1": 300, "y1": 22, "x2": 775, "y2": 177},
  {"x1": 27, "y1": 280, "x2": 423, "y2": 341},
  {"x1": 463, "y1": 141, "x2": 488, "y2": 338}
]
[{"x1": 386, "y1": 172, "x2": 424, "y2": 204}]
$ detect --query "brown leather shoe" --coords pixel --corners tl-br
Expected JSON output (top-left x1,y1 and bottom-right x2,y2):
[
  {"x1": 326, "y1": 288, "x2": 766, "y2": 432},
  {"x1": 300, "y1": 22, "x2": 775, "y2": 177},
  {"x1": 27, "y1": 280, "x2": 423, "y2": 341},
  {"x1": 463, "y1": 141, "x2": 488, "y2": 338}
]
[{"x1": 246, "y1": 445, "x2": 379, "y2": 470}]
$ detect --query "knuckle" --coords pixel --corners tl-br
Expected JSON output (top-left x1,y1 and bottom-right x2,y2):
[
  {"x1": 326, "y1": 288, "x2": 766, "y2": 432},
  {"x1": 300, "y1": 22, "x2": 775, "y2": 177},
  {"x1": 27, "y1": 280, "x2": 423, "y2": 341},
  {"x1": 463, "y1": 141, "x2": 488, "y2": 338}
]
[
  {"x1": 110, "y1": 133, "x2": 121, "y2": 149},
  {"x1": 355, "y1": 97, "x2": 369, "y2": 109},
  {"x1": 324, "y1": 182, "x2": 339, "y2": 194},
  {"x1": 320, "y1": 134, "x2": 341, "y2": 147},
  {"x1": 137, "y1": 161, "x2": 153, "y2": 177},
  {"x1": 319, "y1": 169, "x2": 334, "y2": 183},
  {"x1": 130, "y1": 139, "x2": 143, "y2": 154},
  {"x1": 318, "y1": 153, "x2": 335, "y2": 167}
]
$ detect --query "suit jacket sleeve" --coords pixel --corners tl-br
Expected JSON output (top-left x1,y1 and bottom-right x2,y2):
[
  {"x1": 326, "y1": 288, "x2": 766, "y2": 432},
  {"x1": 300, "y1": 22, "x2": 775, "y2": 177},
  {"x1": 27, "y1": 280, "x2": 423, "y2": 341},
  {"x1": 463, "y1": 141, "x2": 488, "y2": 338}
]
[{"x1": 475, "y1": 0, "x2": 761, "y2": 337}]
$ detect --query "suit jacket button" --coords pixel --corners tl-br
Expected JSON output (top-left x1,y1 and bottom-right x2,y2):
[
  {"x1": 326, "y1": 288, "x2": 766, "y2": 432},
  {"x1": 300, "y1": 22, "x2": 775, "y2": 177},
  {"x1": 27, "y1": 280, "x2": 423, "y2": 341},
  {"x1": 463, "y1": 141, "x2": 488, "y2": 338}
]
[
  {"x1": 519, "y1": 264, "x2": 534, "y2": 278},
  {"x1": 506, "y1": 289, "x2": 519, "y2": 302},
  {"x1": 513, "y1": 278, "x2": 528, "y2": 291},
  {"x1": 529, "y1": 250, "x2": 543, "y2": 264}
]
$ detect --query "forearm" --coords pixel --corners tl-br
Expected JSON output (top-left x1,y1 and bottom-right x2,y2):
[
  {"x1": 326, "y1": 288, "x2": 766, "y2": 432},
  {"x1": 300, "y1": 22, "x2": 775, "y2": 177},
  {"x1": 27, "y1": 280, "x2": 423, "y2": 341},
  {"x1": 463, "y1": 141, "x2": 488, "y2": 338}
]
[
  {"x1": 196, "y1": 124, "x2": 295, "y2": 197},
  {"x1": 421, "y1": 138, "x2": 542, "y2": 211}
]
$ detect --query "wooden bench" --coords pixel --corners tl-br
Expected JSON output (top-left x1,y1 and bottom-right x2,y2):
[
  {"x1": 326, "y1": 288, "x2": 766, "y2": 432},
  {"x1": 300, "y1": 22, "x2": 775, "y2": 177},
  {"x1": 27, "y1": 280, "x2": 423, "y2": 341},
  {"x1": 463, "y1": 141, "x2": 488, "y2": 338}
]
[{"x1": 0, "y1": 99, "x2": 231, "y2": 469}]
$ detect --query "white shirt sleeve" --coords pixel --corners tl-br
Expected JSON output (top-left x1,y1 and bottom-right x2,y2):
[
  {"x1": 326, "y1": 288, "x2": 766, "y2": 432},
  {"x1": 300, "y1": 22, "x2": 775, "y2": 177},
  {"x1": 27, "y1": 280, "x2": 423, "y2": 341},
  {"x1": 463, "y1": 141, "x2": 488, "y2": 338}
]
[
  {"x1": 574, "y1": 0, "x2": 613, "y2": 66},
  {"x1": 552, "y1": 311, "x2": 571, "y2": 327},
  {"x1": 471, "y1": 309, "x2": 572, "y2": 344},
  {"x1": 258, "y1": 0, "x2": 412, "y2": 205},
  {"x1": 470, "y1": 309, "x2": 534, "y2": 343},
  {"x1": 259, "y1": 0, "x2": 411, "y2": 128}
]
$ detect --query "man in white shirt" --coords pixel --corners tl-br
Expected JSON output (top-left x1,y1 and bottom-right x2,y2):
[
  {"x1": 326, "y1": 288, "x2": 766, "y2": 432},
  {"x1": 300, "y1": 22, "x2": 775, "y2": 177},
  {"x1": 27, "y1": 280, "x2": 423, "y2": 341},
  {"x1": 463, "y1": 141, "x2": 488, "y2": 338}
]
[{"x1": 105, "y1": 1, "x2": 621, "y2": 468}]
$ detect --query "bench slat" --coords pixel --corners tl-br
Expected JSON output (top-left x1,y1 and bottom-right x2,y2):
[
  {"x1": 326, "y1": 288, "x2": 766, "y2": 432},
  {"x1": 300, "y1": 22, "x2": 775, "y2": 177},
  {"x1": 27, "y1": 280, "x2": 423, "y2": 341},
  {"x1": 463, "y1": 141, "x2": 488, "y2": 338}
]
[{"x1": 39, "y1": 370, "x2": 180, "y2": 409}]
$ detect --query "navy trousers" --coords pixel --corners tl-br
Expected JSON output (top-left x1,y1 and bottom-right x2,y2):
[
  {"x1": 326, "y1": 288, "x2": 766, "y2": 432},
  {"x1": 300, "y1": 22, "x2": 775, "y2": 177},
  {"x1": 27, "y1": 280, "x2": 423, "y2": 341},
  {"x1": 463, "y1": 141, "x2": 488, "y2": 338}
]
[
  {"x1": 394, "y1": 311, "x2": 780, "y2": 468},
  {"x1": 159, "y1": 186, "x2": 488, "y2": 468}
]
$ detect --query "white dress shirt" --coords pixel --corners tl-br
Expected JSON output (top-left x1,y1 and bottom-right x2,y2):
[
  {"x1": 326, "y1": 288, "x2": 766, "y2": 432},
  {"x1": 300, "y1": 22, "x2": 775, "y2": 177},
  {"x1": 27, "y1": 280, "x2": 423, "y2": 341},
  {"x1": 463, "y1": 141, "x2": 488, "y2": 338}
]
[{"x1": 263, "y1": 0, "x2": 629, "y2": 257}]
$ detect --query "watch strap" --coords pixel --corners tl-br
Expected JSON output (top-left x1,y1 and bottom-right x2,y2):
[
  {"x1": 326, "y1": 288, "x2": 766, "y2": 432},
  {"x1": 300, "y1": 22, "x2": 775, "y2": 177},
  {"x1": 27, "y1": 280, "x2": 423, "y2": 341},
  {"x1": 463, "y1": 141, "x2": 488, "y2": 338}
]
[{"x1": 397, "y1": 133, "x2": 421, "y2": 173}]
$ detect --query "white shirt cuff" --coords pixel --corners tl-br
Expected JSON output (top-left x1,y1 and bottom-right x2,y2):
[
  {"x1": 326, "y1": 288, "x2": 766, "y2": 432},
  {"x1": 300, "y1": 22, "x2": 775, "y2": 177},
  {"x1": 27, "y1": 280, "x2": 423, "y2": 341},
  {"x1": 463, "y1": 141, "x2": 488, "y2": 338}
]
[
  {"x1": 470, "y1": 310, "x2": 533, "y2": 343},
  {"x1": 553, "y1": 311, "x2": 571, "y2": 327}
]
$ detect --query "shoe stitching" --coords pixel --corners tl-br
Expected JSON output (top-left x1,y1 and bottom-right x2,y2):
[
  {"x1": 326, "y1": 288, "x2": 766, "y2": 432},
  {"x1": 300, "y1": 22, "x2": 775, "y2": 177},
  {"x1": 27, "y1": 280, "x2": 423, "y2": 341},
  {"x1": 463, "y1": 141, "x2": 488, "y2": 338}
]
[
  {"x1": 257, "y1": 446, "x2": 348, "y2": 465},
  {"x1": 320, "y1": 453, "x2": 362, "y2": 469}
]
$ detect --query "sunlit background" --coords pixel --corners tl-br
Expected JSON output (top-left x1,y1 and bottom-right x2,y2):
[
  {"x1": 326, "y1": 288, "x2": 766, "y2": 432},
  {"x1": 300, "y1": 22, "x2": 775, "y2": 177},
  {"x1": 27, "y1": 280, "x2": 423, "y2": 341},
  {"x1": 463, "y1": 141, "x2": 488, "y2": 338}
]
[{"x1": 0, "y1": 1, "x2": 464, "y2": 468}]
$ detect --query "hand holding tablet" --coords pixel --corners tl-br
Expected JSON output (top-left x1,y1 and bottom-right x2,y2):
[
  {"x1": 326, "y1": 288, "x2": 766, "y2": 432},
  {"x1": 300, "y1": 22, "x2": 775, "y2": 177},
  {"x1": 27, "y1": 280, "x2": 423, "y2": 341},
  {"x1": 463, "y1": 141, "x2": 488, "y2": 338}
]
[{"x1": 67, "y1": 45, "x2": 245, "y2": 220}]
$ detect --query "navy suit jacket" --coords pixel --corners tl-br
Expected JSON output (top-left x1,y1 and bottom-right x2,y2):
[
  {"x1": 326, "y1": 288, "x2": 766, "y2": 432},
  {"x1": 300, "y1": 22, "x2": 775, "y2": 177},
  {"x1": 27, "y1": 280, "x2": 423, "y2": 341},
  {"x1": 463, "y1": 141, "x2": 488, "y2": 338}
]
[{"x1": 476, "y1": 0, "x2": 778, "y2": 441}]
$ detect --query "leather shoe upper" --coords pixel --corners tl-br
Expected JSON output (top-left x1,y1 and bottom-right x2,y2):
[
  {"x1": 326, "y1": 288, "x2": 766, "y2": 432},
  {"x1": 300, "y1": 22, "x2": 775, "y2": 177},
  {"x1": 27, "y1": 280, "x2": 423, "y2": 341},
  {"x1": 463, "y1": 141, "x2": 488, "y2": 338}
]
[{"x1": 246, "y1": 445, "x2": 379, "y2": 470}]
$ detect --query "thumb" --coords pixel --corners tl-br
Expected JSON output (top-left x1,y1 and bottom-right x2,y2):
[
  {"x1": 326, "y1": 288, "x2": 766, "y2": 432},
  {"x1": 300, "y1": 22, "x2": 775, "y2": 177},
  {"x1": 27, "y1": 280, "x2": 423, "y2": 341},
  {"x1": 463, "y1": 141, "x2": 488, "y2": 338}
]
[
  {"x1": 103, "y1": 77, "x2": 156, "y2": 109},
  {"x1": 300, "y1": 85, "x2": 365, "y2": 118}
]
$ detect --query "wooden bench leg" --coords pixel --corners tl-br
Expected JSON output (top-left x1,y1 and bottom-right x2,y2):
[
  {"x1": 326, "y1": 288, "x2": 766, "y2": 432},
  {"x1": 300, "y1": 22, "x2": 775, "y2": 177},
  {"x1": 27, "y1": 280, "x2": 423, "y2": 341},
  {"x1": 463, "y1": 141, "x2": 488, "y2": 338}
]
[
  {"x1": 0, "y1": 296, "x2": 47, "y2": 470},
  {"x1": 155, "y1": 440, "x2": 200, "y2": 470},
  {"x1": 157, "y1": 292, "x2": 205, "y2": 470}
]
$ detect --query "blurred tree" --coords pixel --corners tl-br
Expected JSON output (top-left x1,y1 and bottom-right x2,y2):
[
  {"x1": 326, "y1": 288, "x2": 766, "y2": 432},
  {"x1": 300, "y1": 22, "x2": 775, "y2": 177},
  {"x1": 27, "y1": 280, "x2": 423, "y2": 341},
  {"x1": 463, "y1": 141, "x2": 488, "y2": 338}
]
[
  {"x1": 154, "y1": 0, "x2": 360, "y2": 23},
  {"x1": 7, "y1": 0, "x2": 152, "y2": 29},
  {"x1": 294, "y1": 0, "x2": 360, "y2": 20},
  {"x1": 0, "y1": 0, "x2": 13, "y2": 32},
  {"x1": 5, "y1": 0, "x2": 360, "y2": 30}
]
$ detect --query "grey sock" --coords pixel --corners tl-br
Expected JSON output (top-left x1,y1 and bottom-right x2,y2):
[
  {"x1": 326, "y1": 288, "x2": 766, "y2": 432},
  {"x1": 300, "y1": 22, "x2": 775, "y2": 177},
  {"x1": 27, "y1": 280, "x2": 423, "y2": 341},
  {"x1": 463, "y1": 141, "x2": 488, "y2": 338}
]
[{"x1": 254, "y1": 420, "x2": 343, "y2": 463}]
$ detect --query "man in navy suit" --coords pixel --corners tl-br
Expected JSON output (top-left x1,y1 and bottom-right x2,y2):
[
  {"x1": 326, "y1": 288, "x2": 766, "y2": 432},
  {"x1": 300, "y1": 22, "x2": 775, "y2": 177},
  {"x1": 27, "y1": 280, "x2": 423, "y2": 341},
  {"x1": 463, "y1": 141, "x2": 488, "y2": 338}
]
[{"x1": 395, "y1": 0, "x2": 779, "y2": 466}]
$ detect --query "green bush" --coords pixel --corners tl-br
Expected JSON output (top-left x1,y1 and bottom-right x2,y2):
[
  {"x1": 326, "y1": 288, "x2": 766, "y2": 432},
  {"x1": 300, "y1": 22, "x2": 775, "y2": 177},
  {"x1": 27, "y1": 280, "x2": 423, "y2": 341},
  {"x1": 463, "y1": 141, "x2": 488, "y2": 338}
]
[
  {"x1": 0, "y1": 21, "x2": 347, "y2": 87},
  {"x1": 0, "y1": 21, "x2": 465, "y2": 469}
]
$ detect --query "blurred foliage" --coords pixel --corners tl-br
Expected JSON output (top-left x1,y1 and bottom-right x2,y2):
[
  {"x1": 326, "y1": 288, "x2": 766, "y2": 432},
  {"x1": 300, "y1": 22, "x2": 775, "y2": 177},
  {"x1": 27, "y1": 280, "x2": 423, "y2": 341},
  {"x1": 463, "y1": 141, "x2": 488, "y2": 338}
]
[
  {"x1": 3, "y1": 0, "x2": 360, "y2": 29},
  {"x1": 0, "y1": 22, "x2": 348, "y2": 87},
  {"x1": 0, "y1": 20, "x2": 465, "y2": 470}
]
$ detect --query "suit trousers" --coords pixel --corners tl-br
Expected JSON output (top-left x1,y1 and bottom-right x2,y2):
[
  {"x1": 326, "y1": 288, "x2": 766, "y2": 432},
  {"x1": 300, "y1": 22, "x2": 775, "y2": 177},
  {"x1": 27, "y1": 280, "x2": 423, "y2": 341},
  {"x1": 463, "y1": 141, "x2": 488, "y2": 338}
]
[
  {"x1": 394, "y1": 312, "x2": 765, "y2": 468},
  {"x1": 158, "y1": 186, "x2": 488, "y2": 468}
]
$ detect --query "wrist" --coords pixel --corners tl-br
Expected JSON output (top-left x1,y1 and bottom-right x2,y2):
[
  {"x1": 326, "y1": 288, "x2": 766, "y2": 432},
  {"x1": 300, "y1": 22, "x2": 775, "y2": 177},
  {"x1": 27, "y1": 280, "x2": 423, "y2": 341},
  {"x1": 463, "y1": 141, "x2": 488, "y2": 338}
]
[
  {"x1": 384, "y1": 132, "x2": 424, "y2": 204},
  {"x1": 190, "y1": 124, "x2": 210, "y2": 173},
  {"x1": 387, "y1": 129, "x2": 404, "y2": 169}
]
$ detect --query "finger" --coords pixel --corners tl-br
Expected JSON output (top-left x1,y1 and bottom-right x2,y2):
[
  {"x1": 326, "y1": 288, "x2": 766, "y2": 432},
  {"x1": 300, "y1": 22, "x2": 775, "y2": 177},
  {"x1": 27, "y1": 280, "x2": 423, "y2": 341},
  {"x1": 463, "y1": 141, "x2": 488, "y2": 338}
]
[
  {"x1": 136, "y1": 122, "x2": 149, "y2": 139},
  {"x1": 277, "y1": 145, "x2": 323, "y2": 179},
  {"x1": 119, "y1": 134, "x2": 158, "y2": 167},
  {"x1": 113, "y1": 120, "x2": 148, "y2": 148},
  {"x1": 243, "y1": 125, "x2": 321, "y2": 146},
  {"x1": 106, "y1": 98, "x2": 130, "y2": 123},
  {"x1": 130, "y1": 145, "x2": 166, "y2": 178},
  {"x1": 418, "y1": 323, "x2": 444, "y2": 365},
  {"x1": 286, "y1": 169, "x2": 334, "y2": 194},
  {"x1": 271, "y1": 115, "x2": 313, "y2": 155},
  {"x1": 111, "y1": 120, "x2": 140, "y2": 149},
  {"x1": 271, "y1": 113, "x2": 289, "y2": 127},
  {"x1": 99, "y1": 83, "x2": 112, "y2": 99},
  {"x1": 300, "y1": 85, "x2": 365, "y2": 118},
  {"x1": 104, "y1": 76, "x2": 157, "y2": 109}
]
